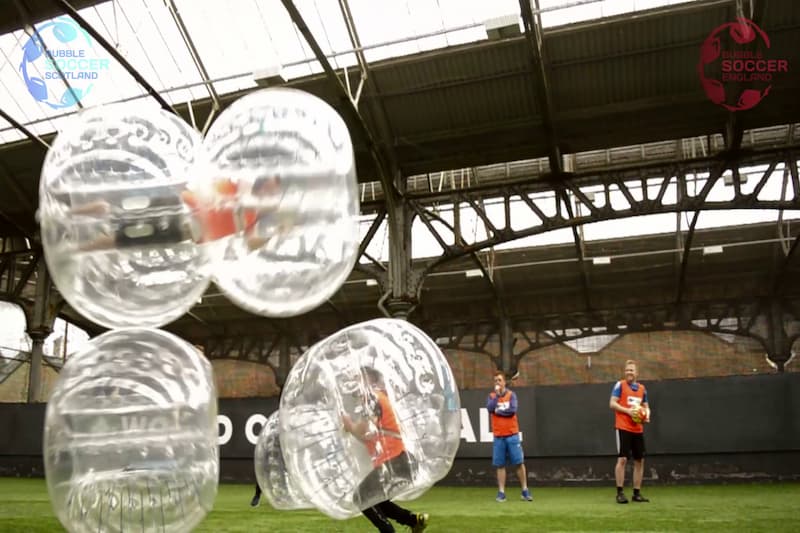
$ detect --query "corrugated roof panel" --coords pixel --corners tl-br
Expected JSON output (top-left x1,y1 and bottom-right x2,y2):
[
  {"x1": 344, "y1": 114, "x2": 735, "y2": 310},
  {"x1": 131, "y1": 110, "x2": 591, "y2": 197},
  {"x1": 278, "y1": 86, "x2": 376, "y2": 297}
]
[
  {"x1": 547, "y1": 2, "x2": 733, "y2": 109},
  {"x1": 374, "y1": 40, "x2": 537, "y2": 137}
]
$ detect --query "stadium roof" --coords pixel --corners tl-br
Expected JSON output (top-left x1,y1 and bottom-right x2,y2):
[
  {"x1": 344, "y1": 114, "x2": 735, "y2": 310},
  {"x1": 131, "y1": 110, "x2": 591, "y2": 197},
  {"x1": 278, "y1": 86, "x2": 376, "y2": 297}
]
[
  {"x1": 0, "y1": 0, "x2": 703, "y2": 145},
  {"x1": 0, "y1": 0, "x2": 799, "y2": 362}
]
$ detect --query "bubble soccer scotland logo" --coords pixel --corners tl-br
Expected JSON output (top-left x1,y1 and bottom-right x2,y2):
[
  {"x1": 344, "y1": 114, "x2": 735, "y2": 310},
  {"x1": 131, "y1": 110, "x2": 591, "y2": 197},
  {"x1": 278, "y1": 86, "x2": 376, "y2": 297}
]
[
  {"x1": 19, "y1": 16, "x2": 108, "y2": 109},
  {"x1": 697, "y1": 18, "x2": 789, "y2": 112}
]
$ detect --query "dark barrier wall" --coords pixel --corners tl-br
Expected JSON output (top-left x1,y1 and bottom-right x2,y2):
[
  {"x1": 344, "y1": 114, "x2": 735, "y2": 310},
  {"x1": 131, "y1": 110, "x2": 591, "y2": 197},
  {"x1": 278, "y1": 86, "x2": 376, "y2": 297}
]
[
  {"x1": 2, "y1": 374, "x2": 798, "y2": 482},
  {"x1": 216, "y1": 397, "x2": 279, "y2": 459},
  {"x1": 0, "y1": 402, "x2": 45, "y2": 456},
  {"x1": 217, "y1": 373, "x2": 800, "y2": 459}
]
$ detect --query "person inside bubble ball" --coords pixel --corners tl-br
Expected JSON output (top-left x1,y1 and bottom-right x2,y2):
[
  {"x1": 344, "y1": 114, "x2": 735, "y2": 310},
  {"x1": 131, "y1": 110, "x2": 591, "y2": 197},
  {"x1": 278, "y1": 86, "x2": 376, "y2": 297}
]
[
  {"x1": 181, "y1": 175, "x2": 282, "y2": 250},
  {"x1": 242, "y1": 174, "x2": 284, "y2": 250},
  {"x1": 341, "y1": 366, "x2": 429, "y2": 533},
  {"x1": 68, "y1": 186, "x2": 193, "y2": 251}
]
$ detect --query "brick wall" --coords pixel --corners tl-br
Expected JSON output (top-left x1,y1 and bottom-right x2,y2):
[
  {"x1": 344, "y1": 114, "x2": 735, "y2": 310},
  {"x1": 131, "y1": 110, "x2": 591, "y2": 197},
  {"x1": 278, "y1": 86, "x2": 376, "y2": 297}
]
[
  {"x1": 447, "y1": 330, "x2": 793, "y2": 390},
  {"x1": 210, "y1": 360, "x2": 280, "y2": 398},
  {"x1": 0, "y1": 363, "x2": 60, "y2": 402},
  {"x1": 1, "y1": 330, "x2": 795, "y2": 401}
]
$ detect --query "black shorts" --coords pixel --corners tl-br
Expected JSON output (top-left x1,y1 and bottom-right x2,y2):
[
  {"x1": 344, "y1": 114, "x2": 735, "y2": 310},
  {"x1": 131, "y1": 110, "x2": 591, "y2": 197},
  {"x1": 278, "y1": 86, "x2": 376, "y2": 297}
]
[
  {"x1": 355, "y1": 451, "x2": 415, "y2": 508},
  {"x1": 617, "y1": 429, "x2": 646, "y2": 460}
]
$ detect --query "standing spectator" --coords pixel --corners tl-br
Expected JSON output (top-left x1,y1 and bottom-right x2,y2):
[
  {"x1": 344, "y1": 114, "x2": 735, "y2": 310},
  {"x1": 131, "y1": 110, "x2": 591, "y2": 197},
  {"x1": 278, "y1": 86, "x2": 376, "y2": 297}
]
[
  {"x1": 487, "y1": 371, "x2": 532, "y2": 502},
  {"x1": 609, "y1": 359, "x2": 651, "y2": 504}
]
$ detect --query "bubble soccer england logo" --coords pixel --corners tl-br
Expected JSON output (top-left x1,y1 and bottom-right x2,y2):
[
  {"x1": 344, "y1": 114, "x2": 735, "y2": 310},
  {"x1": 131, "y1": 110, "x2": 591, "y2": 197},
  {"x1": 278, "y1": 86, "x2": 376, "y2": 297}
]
[
  {"x1": 19, "y1": 16, "x2": 109, "y2": 110},
  {"x1": 697, "y1": 17, "x2": 789, "y2": 112}
]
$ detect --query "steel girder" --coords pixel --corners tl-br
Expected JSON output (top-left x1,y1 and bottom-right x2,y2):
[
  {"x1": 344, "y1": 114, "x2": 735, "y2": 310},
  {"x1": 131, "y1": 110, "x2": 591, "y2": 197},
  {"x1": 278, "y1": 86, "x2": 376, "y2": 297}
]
[
  {"x1": 189, "y1": 295, "x2": 800, "y2": 373},
  {"x1": 0, "y1": 107, "x2": 49, "y2": 150},
  {"x1": 0, "y1": 247, "x2": 40, "y2": 307},
  {"x1": 336, "y1": 0, "x2": 400, "y2": 174},
  {"x1": 423, "y1": 296, "x2": 800, "y2": 374},
  {"x1": 49, "y1": 0, "x2": 176, "y2": 113},
  {"x1": 518, "y1": 0, "x2": 592, "y2": 315},
  {"x1": 674, "y1": 160, "x2": 726, "y2": 305},
  {"x1": 409, "y1": 147, "x2": 799, "y2": 274},
  {"x1": 347, "y1": 146, "x2": 800, "y2": 329},
  {"x1": 281, "y1": 0, "x2": 423, "y2": 318},
  {"x1": 279, "y1": 0, "x2": 397, "y2": 205},
  {"x1": 519, "y1": 0, "x2": 561, "y2": 173}
]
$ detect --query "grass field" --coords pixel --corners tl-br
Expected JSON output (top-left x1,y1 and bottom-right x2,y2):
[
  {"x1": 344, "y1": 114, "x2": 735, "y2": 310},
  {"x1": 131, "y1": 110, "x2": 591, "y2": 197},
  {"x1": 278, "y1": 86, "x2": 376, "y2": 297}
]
[{"x1": 1, "y1": 478, "x2": 798, "y2": 532}]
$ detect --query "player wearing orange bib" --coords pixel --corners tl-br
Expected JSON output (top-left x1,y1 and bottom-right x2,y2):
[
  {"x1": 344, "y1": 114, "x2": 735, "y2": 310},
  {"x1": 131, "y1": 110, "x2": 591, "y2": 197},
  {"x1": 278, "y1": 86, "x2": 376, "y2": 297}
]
[
  {"x1": 609, "y1": 359, "x2": 651, "y2": 504},
  {"x1": 487, "y1": 371, "x2": 532, "y2": 502},
  {"x1": 341, "y1": 367, "x2": 429, "y2": 533},
  {"x1": 182, "y1": 175, "x2": 280, "y2": 246}
]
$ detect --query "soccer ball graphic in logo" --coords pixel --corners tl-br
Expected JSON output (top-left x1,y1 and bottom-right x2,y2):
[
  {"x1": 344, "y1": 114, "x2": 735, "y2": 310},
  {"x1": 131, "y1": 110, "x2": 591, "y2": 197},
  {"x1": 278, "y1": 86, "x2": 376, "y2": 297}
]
[
  {"x1": 697, "y1": 18, "x2": 771, "y2": 112},
  {"x1": 19, "y1": 17, "x2": 94, "y2": 109}
]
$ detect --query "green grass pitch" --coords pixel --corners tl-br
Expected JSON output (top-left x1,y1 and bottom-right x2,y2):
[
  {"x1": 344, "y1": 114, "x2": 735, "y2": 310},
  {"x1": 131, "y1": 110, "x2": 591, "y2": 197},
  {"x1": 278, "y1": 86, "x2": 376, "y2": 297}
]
[{"x1": 0, "y1": 478, "x2": 798, "y2": 532}]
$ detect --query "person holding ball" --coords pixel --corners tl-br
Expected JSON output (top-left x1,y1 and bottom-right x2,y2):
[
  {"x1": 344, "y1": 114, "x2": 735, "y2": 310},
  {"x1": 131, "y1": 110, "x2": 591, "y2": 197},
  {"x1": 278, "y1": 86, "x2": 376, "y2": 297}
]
[
  {"x1": 609, "y1": 359, "x2": 651, "y2": 504},
  {"x1": 487, "y1": 371, "x2": 532, "y2": 502}
]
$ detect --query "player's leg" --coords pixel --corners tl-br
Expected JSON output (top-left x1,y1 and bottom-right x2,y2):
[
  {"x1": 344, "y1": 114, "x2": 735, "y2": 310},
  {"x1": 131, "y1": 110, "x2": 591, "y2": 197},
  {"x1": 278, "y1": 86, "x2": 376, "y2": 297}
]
[
  {"x1": 615, "y1": 429, "x2": 630, "y2": 503},
  {"x1": 250, "y1": 483, "x2": 261, "y2": 507},
  {"x1": 493, "y1": 436, "x2": 508, "y2": 501},
  {"x1": 496, "y1": 466, "x2": 507, "y2": 499},
  {"x1": 515, "y1": 463, "x2": 527, "y2": 487},
  {"x1": 356, "y1": 466, "x2": 398, "y2": 531},
  {"x1": 614, "y1": 456, "x2": 628, "y2": 488},
  {"x1": 376, "y1": 500, "x2": 427, "y2": 531},
  {"x1": 631, "y1": 434, "x2": 649, "y2": 502},
  {"x1": 374, "y1": 453, "x2": 427, "y2": 528},
  {"x1": 354, "y1": 467, "x2": 383, "y2": 510},
  {"x1": 362, "y1": 505, "x2": 394, "y2": 532},
  {"x1": 507, "y1": 433, "x2": 531, "y2": 500},
  {"x1": 516, "y1": 463, "x2": 532, "y2": 500},
  {"x1": 632, "y1": 460, "x2": 645, "y2": 494}
]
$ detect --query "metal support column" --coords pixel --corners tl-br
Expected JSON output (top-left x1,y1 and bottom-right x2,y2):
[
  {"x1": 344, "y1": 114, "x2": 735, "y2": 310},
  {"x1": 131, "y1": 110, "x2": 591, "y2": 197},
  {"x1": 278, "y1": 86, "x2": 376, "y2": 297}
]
[
  {"x1": 499, "y1": 316, "x2": 514, "y2": 376},
  {"x1": 26, "y1": 258, "x2": 52, "y2": 402},
  {"x1": 276, "y1": 334, "x2": 291, "y2": 389},
  {"x1": 381, "y1": 186, "x2": 417, "y2": 319},
  {"x1": 765, "y1": 298, "x2": 790, "y2": 372},
  {"x1": 27, "y1": 333, "x2": 46, "y2": 403}
]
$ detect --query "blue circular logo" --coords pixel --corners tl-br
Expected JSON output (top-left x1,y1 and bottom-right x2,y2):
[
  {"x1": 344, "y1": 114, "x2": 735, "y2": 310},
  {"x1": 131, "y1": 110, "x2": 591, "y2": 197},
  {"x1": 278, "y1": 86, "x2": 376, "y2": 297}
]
[{"x1": 19, "y1": 16, "x2": 106, "y2": 110}]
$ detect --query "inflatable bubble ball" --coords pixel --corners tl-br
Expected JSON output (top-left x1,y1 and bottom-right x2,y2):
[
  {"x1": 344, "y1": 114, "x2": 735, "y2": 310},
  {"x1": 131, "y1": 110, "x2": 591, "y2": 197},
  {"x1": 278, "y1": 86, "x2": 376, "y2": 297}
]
[
  {"x1": 279, "y1": 319, "x2": 461, "y2": 519},
  {"x1": 43, "y1": 328, "x2": 219, "y2": 533},
  {"x1": 198, "y1": 88, "x2": 360, "y2": 318},
  {"x1": 254, "y1": 410, "x2": 311, "y2": 510},
  {"x1": 38, "y1": 104, "x2": 209, "y2": 329}
]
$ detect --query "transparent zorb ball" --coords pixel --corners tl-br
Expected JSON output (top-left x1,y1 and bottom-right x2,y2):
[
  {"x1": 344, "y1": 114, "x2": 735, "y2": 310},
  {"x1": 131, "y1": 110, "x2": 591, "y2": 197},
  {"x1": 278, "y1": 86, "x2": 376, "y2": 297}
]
[
  {"x1": 43, "y1": 328, "x2": 219, "y2": 533},
  {"x1": 254, "y1": 411, "x2": 311, "y2": 510},
  {"x1": 38, "y1": 104, "x2": 209, "y2": 329},
  {"x1": 279, "y1": 319, "x2": 461, "y2": 519},
  {"x1": 200, "y1": 88, "x2": 360, "y2": 317}
]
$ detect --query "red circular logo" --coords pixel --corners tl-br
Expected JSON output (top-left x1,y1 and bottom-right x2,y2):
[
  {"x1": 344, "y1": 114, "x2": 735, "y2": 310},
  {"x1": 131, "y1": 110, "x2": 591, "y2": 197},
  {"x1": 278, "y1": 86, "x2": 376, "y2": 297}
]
[{"x1": 697, "y1": 18, "x2": 786, "y2": 112}]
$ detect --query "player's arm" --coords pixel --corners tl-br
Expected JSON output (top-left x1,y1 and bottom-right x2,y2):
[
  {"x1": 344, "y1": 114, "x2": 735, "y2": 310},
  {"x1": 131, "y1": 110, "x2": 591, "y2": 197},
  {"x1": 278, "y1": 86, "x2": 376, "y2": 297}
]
[
  {"x1": 494, "y1": 391, "x2": 518, "y2": 417},
  {"x1": 609, "y1": 382, "x2": 633, "y2": 416},
  {"x1": 342, "y1": 413, "x2": 376, "y2": 441},
  {"x1": 486, "y1": 391, "x2": 498, "y2": 412},
  {"x1": 342, "y1": 394, "x2": 380, "y2": 441},
  {"x1": 181, "y1": 190, "x2": 199, "y2": 209},
  {"x1": 344, "y1": 408, "x2": 376, "y2": 440},
  {"x1": 641, "y1": 389, "x2": 651, "y2": 422},
  {"x1": 69, "y1": 199, "x2": 111, "y2": 216}
]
